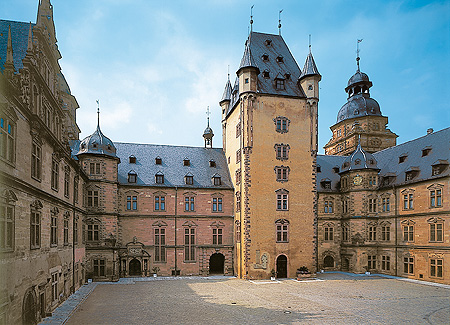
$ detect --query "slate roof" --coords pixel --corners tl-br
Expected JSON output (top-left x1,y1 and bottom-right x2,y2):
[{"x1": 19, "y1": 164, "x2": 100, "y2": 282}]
[
  {"x1": 0, "y1": 20, "x2": 34, "y2": 72},
  {"x1": 336, "y1": 94, "x2": 382, "y2": 123},
  {"x1": 224, "y1": 31, "x2": 307, "y2": 117},
  {"x1": 114, "y1": 143, "x2": 233, "y2": 189},
  {"x1": 300, "y1": 51, "x2": 320, "y2": 80},
  {"x1": 317, "y1": 127, "x2": 450, "y2": 192}
]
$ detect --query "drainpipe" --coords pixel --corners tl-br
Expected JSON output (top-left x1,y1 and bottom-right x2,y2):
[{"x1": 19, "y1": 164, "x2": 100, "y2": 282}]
[
  {"x1": 393, "y1": 185, "x2": 398, "y2": 276},
  {"x1": 72, "y1": 176, "x2": 77, "y2": 294},
  {"x1": 174, "y1": 186, "x2": 178, "y2": 276}
]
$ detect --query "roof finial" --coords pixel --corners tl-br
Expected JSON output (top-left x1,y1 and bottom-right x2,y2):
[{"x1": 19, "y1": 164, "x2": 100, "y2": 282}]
[
  {"x1": 356, "y1": 39, "x2": 363, "y2": 71},
  {"x1": 250, "y1": 5, "x2": 254, "y2": 33},
  {"x1": 278, "y1": 9, "x2": 283, "y2": 35},
  {"x1": 206, "y1": 106, "x2": 211, "y2": 127},
  {"x1": 227, "y1": 65, "x2": 230, "y2": 81},
  {"x1": 96, "y1": 99, "x2": 100, "y2": 127},
  {"x1": 309, "y1": 34, "x2": 312, "y2": 53}
]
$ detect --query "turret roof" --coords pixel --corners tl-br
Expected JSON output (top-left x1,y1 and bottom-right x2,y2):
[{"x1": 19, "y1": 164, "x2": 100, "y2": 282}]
[{"x1": 299, "y1": 51, "x2": 320, "y2": 80}]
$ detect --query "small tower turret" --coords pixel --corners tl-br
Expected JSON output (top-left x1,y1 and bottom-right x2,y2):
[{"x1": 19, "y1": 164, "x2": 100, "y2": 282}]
[
  {"x1": 203, "y1": 107, "x2": 214, "y2": 148},
  {"x1": 299, "y1": 41, "x2": 321, "y2": 100},
  {"x1": 237, "y1": 35, "x2": 260, "y2": 94}
]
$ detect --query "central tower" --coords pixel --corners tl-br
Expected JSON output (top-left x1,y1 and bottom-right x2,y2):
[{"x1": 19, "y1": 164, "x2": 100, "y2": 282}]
[{"x1": 220, "y1": 31, "x2": 320, "y2": 279}]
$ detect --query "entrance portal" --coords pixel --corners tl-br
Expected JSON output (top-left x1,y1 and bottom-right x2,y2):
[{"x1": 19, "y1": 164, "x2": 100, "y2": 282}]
[
  {"x1": 276, "y1": 255, "x2": 288, "y2": 278},
  {"x1": 22, "y1": 290, "x2": 36, "y2": 325},
  {"x1": 342, "y1": 258, "x2": 349, "y2": 271},
  {"x1": 129, "y1": 259, "x2": 141, "y2": 276},
  {"x1": 209, "y1": 253, "x2": 225, "y2": 274},
  {"x1": 324, "y1": 255, "x2": 334, "y2": 268}
]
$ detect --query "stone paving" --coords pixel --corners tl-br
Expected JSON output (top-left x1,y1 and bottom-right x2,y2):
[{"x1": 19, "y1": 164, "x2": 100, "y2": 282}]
[{"x1": 40, "y1": 272, "x2": 450, "y2": 325}]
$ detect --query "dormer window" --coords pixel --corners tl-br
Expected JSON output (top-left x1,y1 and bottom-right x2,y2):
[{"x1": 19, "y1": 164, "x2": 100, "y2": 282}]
[
  {"x1": 92, "y1": 142, "x2": 97, "y2": 149},
  {"x1": 183, "y1": 158, "x2": 190, "y2": 166},
  {"x1": 333, "y1": 167, "x2": 340, "y2": 173},
  {"x1": 209, "y1": 160, "x2": 216, "y2": 167},
  {"x1": 265, "y1": 39, "x2": 272, "y2": 46},
  {"x1": 185, "y1": 173, "x2": 194, "y2": 185},
  {"x1": 276, "y1": 56, "x2": 284, "y2": 63},
  {"x1": 275, "y1": 78, "x2": 285, "y2": 90},
  {"x1": 354, "y1": 159, "x2": 361, "y2": 165},
  {"x1": 129, "y1": 155, "x2": 136, "y2": 164},
  {"x1": 128, "y1": 171, "x2": 137, "y2": 183},
  {"x1": 155, "y1": 172, "x2": 164, "y2": 184},
  {"x1": 368, "y1": 159, "x2": 375, "y2": 165},
  {"x1": 317, "y1": 165, "x2": 321, "y2": 173},
  {"x1": 422, "y1": 148, "x2": 432, "y2": 157},
  {"x1": 343, "y1": 162, "x2": 350, "y2": 169},
  {"x1": 155, "y1": 157, "x2": 162, "y2": 165},
  {"x1": 262, "y1": 70, "x2": 270, "y2": 78},
  {"x1": 212, "y1": 174, "x2": 221, "y2": 186},
  {"x1": 399, "y1": 155, "x2": 407, "y2": 163},
  {"x1": 321, "y1": 181, "x2": 331, "y2": 189},
  {"x1": 431, "y1": 160, "x2": 448, "y2": 176},
  {"x1": 284, "y1": 73, "x2": 291, "y2": 80},
  {"x1": 262, "y1": 54, "x2": 269, "y2": 61},
  {"x1": 405, "y1": 168, "x2": 419, "y2": 181}
]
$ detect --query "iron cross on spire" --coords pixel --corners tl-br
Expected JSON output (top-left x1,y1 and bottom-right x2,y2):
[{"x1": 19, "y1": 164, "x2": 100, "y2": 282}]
[
  {"x1": 250, "y1": 5, "x2": 254, "y2": 33},
  {"x1": 96, "y1": 99, "x2": 100, "y2": 126},
  {"x1": 278, "y1": 9, "x2": 283, "y2": 35},
  {"x1": 206, "y1": 106, "x2": 211, "y2": 127}
]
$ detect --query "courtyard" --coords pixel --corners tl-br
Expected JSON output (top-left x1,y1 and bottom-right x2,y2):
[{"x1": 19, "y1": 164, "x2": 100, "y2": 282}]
[{"x1": 42, "y1": 272, "x2": 450, "y2": 325}]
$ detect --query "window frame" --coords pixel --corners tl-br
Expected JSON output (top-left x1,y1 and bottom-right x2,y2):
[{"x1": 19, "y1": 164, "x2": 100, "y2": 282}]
[
  {"x1": 184, "y1": 227, "x2": 196, "y2": 262},
  {"x1": 403, "y1": 256, "x2": 414, "y2": 274},
  {"x1": 154, "y1": 227, "x2": 166, "y2": 262},
  {"x1": 0, "y1": 201, "x2": 15, "y2": 251},
  {"x1": 31, "y1": 141, "x2": 42, "y2": 180},
  {"x1": 154, "y1": 195, "x2": 166, "y2": 211},
  {"x1": 275, "y1": 219, "x2": 289, "y2": 243},
  {"x1": 93, "y1": 259, "x2": 106, "y2": 277},
  {"x1": 30, "y1": 209, "x2": 41, "y2": 249},
  {"x1": 212, "y1": 197, "x2": 223, "y2": 212},
  {"x1": 87, "y1": 224, "x2": 100, "y2": 242},
  {"x1": 51, "y1": 157, "x2": 59, "y2": 191},
  {"x1": 212, "y1": 228, "x2": 223, "y2": 245},
  {"x1": 430, "y1": 258, "x2": 443, "y2": 278}
]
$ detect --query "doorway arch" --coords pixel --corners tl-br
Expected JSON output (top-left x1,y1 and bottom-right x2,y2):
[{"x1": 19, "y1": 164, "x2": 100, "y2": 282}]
[
  {"x1": 209, "y1": 253, "x2": 225, "y2": 274},
  {"x1": 22, "y1": 289, "x2": 37, "y2": 325},
  {"x1": 276, "y1": 255, "x2": 288, "y2": 278},
  {"x1": 129, "y1": 259, "x2": 141, "y2": 276},
  {"x1": 324, "y1": 255, "x2": 334, "y2": 268},
  {"x1": 342, "y1": 258, "x2": 349, "y2": 271}
]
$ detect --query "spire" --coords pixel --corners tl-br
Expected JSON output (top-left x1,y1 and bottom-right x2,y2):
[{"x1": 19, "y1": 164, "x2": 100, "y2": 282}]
[
  {"x1": 250, "y1": 5, "x2": 254, "y2": 33},
  {"x1": 203, "y1": 106, "x2": 214, "y2": 148},
  {"x1": 96, "y1": 99, "x2": 100, "y2": 129},
  {"x1": 37, "y1": 0, "x2": 54, "y2": 26},
  {"x1": 27, "y1": 22, "x2": 33, "y2": 54},
  {"x1": 299, "y1": 37, "x2": 320, "y2": 81},
  {"x1": 237, "y1": 36, "x2": 259, "y2": 75},
  {"x1": 4, "y1": 25, "x2": 15, "y2": 75},
  {"x1": 220, "y1": 74, "x2": 232, "y2": 103}
]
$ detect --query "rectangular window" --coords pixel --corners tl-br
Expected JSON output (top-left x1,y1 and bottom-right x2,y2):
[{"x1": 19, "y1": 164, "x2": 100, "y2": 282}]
[
  {"x1": 276, "y1": 167, "x2": 289, "y2": 181},
  {"x1": 50, "y1": 216, "x2": 57, "y2": 246},
  {"x1": 381, "y1": 255, "x2": 390, "y2": 271},
  {"x1": 368, "y1": 198, "x2": 377, "y2": 212},
  {"x1": 236, "y1": 149, "x2": 241, "y2": 163},
  {"x1": 156, "y1": 174, "x2": 164, "y2": 184},
  {"x1": 236, "y1": 192, "x2": 241, "y2": 212},
  {"x1": 89, "y1": 162, "x2": 101, "y2": 175},
  {"x1": 0, "y1": 117, "x2": 15, "y2": 163},
  {"x1": 324, "y1": 201, "x2": 333, "y2": 213},
  {"x1": 74, "y1": 219, "x2": 78, "y2": 245},
  {"x1": 404, "y1": 257, "x2": 414, "y2": 274},
  {"x1": 368, "y1": 226, "x2": 377, "y2": 241},
  {"x1": 430, "y1": 190, "x2": 442, "y2": 208},
  {"x1": 154, "y1": 228, "x2": 166, "y2": 262},
  {"x1": 430, "y1": 223, "x2": 443, "y2": 242},
  {"x1": 382, "y1": 197, "x2": 390, "y2": 212},
  {"x1": 275, "y1": 145, "x2": 289, "y2": 160},
  {"x1": 87, "y1": 190, "x2": 99, "y2": 207},
  {"x1": 155, "y1": 196, "x2": 165, "y2": 211},
  {"x1": 236, "y1": 122, "x2": 241, "y2": 138},
  {"x1": 74, "y1": 177, "x2": 79, "y2": 204},
  {"x1": 31, "y1": 142, "x2": 42, "y2": 180},
  {"x1": 185, "y1": 197, "x2": 195, "y2": 211},
  {"x1": 235, "y1": 169, "x2": 241, "y2": 185},
  {"x1": 87, "y1": 224, "x2": 99, "y2": 241},
  {"x1": 430, "y1": 259, "x2": 443, "y2": 278},
  {"x1": 342, "y1": 225, "x2": 349, "y2": 242},
  {"x1": 213, "y1": 228, "x2": 223, "y2": 245},
  {"x1": 64, "y1": 218, "x2": 69, "y2": 245},
  {"x1": 93, "y1": 259, "x2": 105, "y2": 277},
  {"x1": 343, "y1": 199, "x2": 348, "y2": 213},
  {"x1": 403, "y1": 225, "x2": 414, "y2": 242},
  {"x1": 368, "y1": 255, "x2": 376, "y2": 270},
  {"x1": 64, "y1": 169, "x2": 70, "y2": 198},
  {"x1": 51, "y1": 158, "x2": 59, "y2": 190},
  {"x1": 51, "y1": 273, "x2": 58, "y2": 302},
  {"x1": 0, "y1": 204, "x2": 14, "y2": 251},
  {"x1": 30, "y1": 210, "x2": 40, "y2": 249},
  {"x1": 324, "y1": 226, "x2": 334, "y2": 241},
  {"x1": 403, "y1": 193, "x2": 414, "y2": 210},
  {"x1": 275, "y1": 79, "x2": 285, "y2": 90},
  {"x1": 277, "y1": 194, "x2": 288, "y2": 210},
  {"x1": 212, "y1": 197, "x2": 222, "y2": 212},
  {"x1": 184, "y1": 228, "x2": 195, "y2": 261},
  {"x1": 276, "y1": 224, "x2": 288, "y2": 242},
  {"x1": 127, "y1": 196, "x2": 138, "y2": 210},
  {"x1": 381, "y1": 225, "x2": 391, "y2": 241}
]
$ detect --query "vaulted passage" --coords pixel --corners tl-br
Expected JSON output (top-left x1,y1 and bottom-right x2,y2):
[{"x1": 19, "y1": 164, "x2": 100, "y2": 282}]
[
  {"x1": 129, "y1": 259, "x2": 141, "y2": 276},
  {"x1": 23, "y1": 290, "x2": 37, "y2": 325},
  {"x1": 209, "y1": 253, "x2": 225, "y2": 274}
]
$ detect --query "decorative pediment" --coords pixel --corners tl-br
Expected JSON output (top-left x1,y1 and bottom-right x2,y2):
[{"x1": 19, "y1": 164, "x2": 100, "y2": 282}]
[
  {"x1": 2, "y1": 189, "x2": 17, "y2": 202},
  {"x1": 210, "y1": 221, "x2": 225, "y2": 228},
  {"x1": 63, "y1": 211, "x2": 70, "y2": 219},
  {"x1": 50, "y1": 207, "x2": 59, "y2": 215},
  {"x1": 427, "y1": 217, "x2": 444, "y2": 224},
  {"x1": 152, "y1": 220, "x2": 168, "y2": 227},
  {"x1": 275, "y1": 188, "x2": 289, "y2": 194},
  {"x1": 427, "y1": 183, "x2": 444, "y2": 190},
  {"x1": 275, "y1": 219, "x2": 289, "y2": 225},
  {"x1": 182, "y1": 220, "x2": 197, "y2": 228},
  {"x1": 85, "y1": 217, "x2": 101, "y2": 224},
  {"x1": 31, "y1": 199, "x2": 43, "y2": 209},
  {"x1": 153, "y1": 190, "x2": 166, "y2": 196},
  {"x1": 401, "y1": 188, "x2": 415, "y2": 194},
  {"x1": 401, "y1": 219, "x2": 415, "y2": 225}
]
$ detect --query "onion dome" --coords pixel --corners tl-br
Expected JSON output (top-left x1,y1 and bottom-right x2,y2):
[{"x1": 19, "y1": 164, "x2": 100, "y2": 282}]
[
  {"x1": 78, "y1": 110, "x2": 117, "y2": 158},
  {"x1": 203, "y1": 108, "x2": 214, "y2": 148},
  {"x1": 341, "y1": 141, "x2": 379, "y2": 173}
]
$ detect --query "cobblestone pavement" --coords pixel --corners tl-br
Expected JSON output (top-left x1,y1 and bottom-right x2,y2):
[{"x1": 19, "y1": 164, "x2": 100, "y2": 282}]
[{"x1": 43, "y1": 273, "x2": 450, "y2": 325}]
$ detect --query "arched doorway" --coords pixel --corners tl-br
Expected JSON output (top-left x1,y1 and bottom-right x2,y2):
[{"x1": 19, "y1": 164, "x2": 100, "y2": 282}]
[
  {"x1": 276, "y1": 255, "x2": 288, "y2": 278},
  {"x1": 129, "y1": 259, "x2": 141, "y2": 276},
  {"x1": 209, "y1": 253, "x2": 225, "y2": 274},
  {"x1": 22, "y1": 290, "x2": 36, "y2": 325},
  {"x1": 324, "y1": 255, "x2": 334, "y2": 268},
  {"x1": 342, "y1": 258, "x2": 349, "y2": 271}
]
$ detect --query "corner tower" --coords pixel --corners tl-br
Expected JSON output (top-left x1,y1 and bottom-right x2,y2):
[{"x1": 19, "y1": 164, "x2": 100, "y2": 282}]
[
  {"x1": 324, "y1": 53, "x2": 397, "y2": 155},
  {"x1": 221, "y1": 31, "x2": 318, "y2": 279}
]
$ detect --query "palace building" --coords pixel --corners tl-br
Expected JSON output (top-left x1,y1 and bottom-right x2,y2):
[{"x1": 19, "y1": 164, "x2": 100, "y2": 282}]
[{"x1": 0, "y1": 0, "x2": 449, "y2": 324}]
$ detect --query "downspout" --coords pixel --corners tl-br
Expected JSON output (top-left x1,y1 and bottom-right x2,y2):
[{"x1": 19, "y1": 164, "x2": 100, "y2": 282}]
[
  {"x1": 240, "y1": 98, "x2": 245, "y2": 278},
  {"x1": 393, "y1": 184, "x2": 398, "y2": 276},
  {"x1": 72, "y1": 176, "x2": 77, "y2": 293},
  {"x1": 174, "y1": 186, "x2": 178, "y2": 276}
]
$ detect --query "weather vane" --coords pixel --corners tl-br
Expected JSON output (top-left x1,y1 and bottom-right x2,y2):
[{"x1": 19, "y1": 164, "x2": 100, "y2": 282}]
[
  {"x1": 206, "y1": 106, "x2": 211, "y2": 127},
  {"x1": 96, "y1": 99, "x2": 100, "y2": 126},
  {"x1": 250, "y1": 5, "x2": 254, "y2": 33},
  {"x1": 356, "y1": 39, "x2": 363, "y2": 71},
  {"x1": 309, "y1": 34, "x2": 312, "y2": 52},
  {"x1": 278, "y1": 9, "x2": 283, "y2": 35}
]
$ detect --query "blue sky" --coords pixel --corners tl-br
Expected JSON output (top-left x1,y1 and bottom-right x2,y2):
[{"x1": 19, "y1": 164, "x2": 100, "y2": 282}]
[{"x1": 2, "y1": 0, "x2": 449, "y2": 152}]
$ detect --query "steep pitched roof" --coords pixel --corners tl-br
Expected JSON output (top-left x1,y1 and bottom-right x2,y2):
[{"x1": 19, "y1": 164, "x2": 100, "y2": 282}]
[
  {"x1": 0, "y1": 20, "x2": 34, "y2": 72},
  {"x1": 300, "y1": 51, "x2": 320, "y2": 80}
]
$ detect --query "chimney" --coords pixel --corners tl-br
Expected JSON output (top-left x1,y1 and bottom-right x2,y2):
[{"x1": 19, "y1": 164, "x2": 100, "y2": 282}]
[{"x1": 427, "y1": 128, "x2": 434, "y2": 135}]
